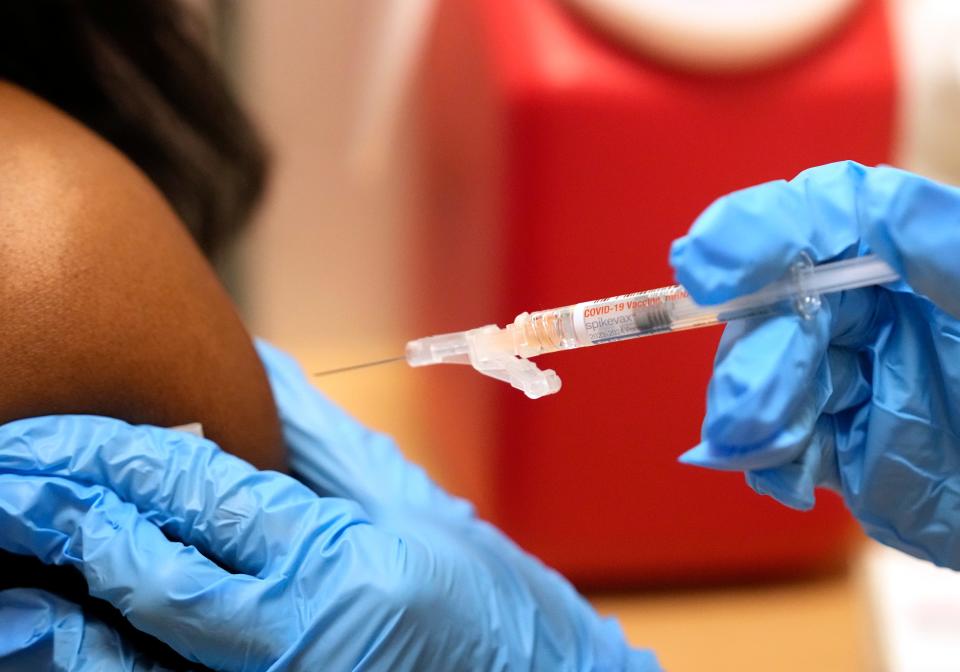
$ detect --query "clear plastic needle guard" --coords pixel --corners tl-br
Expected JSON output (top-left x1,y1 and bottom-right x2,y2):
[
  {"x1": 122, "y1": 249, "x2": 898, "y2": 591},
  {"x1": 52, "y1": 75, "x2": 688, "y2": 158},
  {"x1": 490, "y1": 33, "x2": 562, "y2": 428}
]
[{"x1": 405, "y1": 254, "x2": 900, "y2": 399}]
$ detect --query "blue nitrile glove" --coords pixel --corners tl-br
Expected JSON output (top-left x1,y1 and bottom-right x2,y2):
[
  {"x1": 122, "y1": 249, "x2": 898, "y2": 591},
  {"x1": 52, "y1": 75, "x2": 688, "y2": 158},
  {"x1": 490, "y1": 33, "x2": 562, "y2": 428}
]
[
  {"x1": 670, "y1": 160, "x2": 960, "y2": 568},
  {"x1": 0, "y1": 588, "x2": 173, "y2": 671},
  {"x1": 0, "y1": 342, "x2": 659, "y2": 672}
]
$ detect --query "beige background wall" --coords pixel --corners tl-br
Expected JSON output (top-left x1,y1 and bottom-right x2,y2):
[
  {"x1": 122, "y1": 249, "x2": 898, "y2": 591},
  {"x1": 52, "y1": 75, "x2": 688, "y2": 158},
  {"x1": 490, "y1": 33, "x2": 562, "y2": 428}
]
[{"x1": 233, "y1": 1, "x2": 433, "y2": 462}]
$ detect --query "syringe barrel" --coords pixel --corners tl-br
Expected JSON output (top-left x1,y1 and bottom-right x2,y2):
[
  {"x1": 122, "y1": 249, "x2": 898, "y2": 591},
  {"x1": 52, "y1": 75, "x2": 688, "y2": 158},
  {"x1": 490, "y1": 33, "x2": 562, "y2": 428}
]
[
  {"x1": 511, "y1": 254, "x2": 900, "y2": 356},
  {"x1": 514, "y1": 286, "x2": 731, "y2": 356},
  {"x1": 464, "y1": 253, "x2": 900, "y2": 362}
]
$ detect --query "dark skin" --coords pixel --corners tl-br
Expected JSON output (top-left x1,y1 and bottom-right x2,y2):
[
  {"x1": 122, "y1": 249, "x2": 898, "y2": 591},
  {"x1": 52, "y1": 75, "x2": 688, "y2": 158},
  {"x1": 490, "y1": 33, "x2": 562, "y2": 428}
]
[{"x1": 0, "y1": 81, "x2": 283, "y2": 470}]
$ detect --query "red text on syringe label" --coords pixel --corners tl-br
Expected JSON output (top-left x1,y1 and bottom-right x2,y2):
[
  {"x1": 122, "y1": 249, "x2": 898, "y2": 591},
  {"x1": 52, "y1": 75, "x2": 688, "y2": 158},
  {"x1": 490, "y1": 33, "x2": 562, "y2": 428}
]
[{"x1": 572, "y1": 288, "x2": 689, "y2": 344}]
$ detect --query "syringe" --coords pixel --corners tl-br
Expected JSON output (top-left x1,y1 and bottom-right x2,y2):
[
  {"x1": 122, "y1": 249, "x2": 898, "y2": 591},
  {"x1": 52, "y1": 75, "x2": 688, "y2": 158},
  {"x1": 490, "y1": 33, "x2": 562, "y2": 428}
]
[{"x1": 404, "y1": 254, "x2": 900, "y2": 398}]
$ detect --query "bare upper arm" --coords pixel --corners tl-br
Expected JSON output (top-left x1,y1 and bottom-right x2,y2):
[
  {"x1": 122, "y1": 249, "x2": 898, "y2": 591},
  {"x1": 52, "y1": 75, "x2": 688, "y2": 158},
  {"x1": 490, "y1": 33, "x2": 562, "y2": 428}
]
[{"x1": 0, "y1": 82, "x2": 283, "y2": 469}]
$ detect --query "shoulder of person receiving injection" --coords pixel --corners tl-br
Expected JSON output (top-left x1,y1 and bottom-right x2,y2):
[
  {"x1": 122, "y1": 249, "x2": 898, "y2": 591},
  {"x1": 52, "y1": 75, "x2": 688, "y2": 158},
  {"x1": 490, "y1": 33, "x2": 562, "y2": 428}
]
[
  {"x1": 0, "y1": 81, "x2": 283, "y2": 468},
  {"x1": 0, "y1": 72, "x2": 289, "y2": 666}
]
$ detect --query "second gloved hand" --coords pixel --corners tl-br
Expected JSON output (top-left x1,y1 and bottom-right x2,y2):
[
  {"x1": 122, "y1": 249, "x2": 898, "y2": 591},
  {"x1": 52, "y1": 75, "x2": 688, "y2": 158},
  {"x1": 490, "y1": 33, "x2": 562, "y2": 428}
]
[
  {"x1": 0, "y1": 344, "x2": 659, "y2": 672},
  {"x1": 671, "y1": 161, "x2": 960, "y2": 568},
  {"x1": 0, "y1": 588, "x2": 172, "y2": 672}
]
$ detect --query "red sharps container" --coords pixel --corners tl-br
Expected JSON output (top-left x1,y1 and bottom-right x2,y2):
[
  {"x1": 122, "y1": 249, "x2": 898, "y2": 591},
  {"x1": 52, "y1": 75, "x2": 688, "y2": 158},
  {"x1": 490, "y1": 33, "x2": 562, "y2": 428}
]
[{"x1": 414, "y1": 0, "x2": 895, "y2": 584}]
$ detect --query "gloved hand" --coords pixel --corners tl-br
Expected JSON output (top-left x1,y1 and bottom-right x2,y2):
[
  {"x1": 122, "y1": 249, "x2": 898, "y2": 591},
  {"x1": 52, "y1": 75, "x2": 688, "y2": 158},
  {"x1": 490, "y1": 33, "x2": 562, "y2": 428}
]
[
  {"x1": 670, "y1": 161, "x2": 960, "y2": 568},
  {"x1": 0, "y1": 341, "x2": 659, "y2": 672},
  {"x1": 0, "y1": 588, "x2": 173, "y2": 671}
]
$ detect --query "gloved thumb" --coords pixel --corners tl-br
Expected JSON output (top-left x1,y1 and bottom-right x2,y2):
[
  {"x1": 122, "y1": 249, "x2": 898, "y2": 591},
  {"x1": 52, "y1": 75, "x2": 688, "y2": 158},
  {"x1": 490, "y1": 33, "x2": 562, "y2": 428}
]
[
  {"x1": 670, "y1": 161, "x2": 867, "y2": 305},
  {"x1": 860, "y1": 166, "x2": 960, "y2": 318}
]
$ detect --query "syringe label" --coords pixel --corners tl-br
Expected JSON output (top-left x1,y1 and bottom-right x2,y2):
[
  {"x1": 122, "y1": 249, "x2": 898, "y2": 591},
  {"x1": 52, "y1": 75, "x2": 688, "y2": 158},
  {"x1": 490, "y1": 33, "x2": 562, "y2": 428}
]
[{"x1": 572, "y1": 288, "x2": 688, "y2": 344}]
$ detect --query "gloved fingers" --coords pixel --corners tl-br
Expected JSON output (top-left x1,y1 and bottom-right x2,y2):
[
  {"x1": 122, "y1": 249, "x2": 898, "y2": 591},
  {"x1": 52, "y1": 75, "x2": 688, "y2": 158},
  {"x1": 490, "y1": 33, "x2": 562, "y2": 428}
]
[
  {"x1": 0, "y1": 475, "x2": 274, "y2": 667},
  {"x1": 670, "y1": 161, "x2": 867, "y2": 305},
  {"x1": 679, "y1": 420, "x2": 842, "y2": 512},
  {"x1": 697, "y1": 284, "x2": 881, "y2": 446},
  {"x1": 745, "y1": 415, "x2": 841, "y2": 511},
  {"x1": 699, "y1": 311, "x2": 830, "y2": 448},
  {"x1": 256, "y1": 340, "x2": 476, "y2": 522},
  {"x1": 0, "y1": 588, "x2": 173, "y2": 671},
  {"x1": 679, "y1": 383, "x2": 820, "y2": 471},
  {"x1": 825, "y1": 286, "x2": 887, "y2": 347},
  {"x1": 0, "y1": 588, "x2": 89, "y2": 668},
  {"x1": 681, "y1": 337, "x2": 870, "y2": 469},
  {"x1": 831, "y1": 399, "x2": 960, "y2": 567},
  {"x1": 688, "y1": 359, "x2": 861, "y2": 511},
  {"x1": 0, "y1": 415, "x2": 363, "y2": 578},
  {"x1": 860, "y1": 166, "x2": 960, "y2": 318},
  {"x1": 820, "y1": 346, "x2": 872, "y2": 414}
]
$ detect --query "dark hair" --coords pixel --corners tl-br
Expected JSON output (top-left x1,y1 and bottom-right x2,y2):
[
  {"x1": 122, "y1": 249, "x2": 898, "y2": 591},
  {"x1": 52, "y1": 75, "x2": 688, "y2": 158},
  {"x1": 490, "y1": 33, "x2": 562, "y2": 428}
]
[{"x1": 0, "y1": 0, "x2": 269, "y2": 259}]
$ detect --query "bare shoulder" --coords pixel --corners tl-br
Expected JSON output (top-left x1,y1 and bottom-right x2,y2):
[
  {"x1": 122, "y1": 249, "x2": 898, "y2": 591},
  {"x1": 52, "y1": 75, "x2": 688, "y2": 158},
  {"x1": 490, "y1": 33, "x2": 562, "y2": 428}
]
[
  {"x1": 0, "y1": 83, "x2": 196, "y2": 306},
  {"x1": 0, "y1": 82, "x2": 283, "y2": 469}
]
